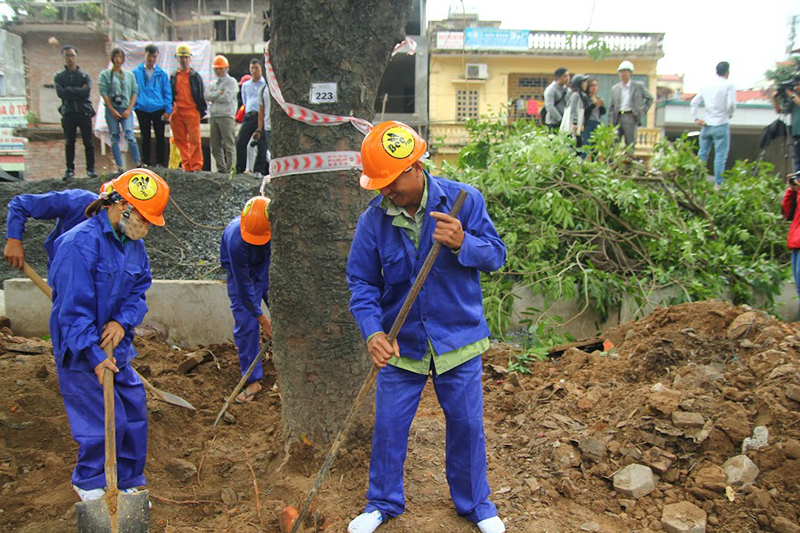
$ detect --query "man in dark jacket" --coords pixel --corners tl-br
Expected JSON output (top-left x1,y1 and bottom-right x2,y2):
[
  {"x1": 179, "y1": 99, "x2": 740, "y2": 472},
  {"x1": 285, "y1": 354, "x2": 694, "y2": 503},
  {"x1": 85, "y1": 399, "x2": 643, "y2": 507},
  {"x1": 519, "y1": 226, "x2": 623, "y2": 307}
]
[
  {"x1": 54, "y1": 45, "x2": 97, "y2": 181},
  {"x1": 169, "y1": 44, "x2": 206, "y2": 171}
]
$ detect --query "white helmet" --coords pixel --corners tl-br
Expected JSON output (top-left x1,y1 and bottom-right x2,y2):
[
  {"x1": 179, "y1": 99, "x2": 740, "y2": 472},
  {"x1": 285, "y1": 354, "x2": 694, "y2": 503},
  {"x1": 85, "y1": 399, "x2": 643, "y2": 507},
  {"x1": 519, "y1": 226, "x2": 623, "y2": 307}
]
[{"x1": 618, "y1": 60, "x2": 634, "y2": 72}]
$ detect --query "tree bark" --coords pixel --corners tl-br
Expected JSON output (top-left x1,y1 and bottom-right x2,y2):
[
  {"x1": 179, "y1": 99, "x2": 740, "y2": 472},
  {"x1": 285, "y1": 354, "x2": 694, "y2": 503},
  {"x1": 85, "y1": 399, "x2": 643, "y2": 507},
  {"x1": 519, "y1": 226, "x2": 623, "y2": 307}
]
[{"x1": 270, "y1": 0, "x2": 412, "y2": 444}]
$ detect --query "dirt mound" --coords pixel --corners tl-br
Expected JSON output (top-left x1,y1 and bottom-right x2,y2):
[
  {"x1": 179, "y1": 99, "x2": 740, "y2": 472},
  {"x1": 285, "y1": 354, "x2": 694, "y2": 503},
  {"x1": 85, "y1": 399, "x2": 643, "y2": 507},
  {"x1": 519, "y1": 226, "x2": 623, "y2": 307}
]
[{"x1": 1, "y1": 300, "x2": 799, "y2": 532}]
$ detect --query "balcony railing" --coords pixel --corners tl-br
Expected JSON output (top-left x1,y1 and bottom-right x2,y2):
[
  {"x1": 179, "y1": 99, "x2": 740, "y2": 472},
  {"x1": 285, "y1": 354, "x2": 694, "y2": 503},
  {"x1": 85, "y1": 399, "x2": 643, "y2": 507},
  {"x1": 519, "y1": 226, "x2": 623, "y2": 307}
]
[
  {"x1": 431, "y1": 30, "x2": 664, "y2": 58},
  {"x1": 429, "y1": 123, "x2": 663, "y2": 157}
]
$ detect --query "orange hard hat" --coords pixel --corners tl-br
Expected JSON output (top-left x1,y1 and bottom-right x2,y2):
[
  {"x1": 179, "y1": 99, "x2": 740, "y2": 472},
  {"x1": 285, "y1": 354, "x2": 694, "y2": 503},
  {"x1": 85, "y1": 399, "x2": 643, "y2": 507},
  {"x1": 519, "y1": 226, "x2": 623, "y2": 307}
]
[
  {"x1": 240, "y1": 196, "x2": 271, "y2": 245},
  {"x1": 239, "y1": 74, "x2": 252, "y2": 86},
  {"x1": 111, "y1": 168, "x2": 170, "y2": 226},
  {"x1": 212, "y1": 55, "x2": 229, "y2": 68},
  {"x1": 99, "y1": 180, "x2": 113, "y2": 195},
  {"x1": 359, "y1": 121, "x2": 427, "y2": 190}
]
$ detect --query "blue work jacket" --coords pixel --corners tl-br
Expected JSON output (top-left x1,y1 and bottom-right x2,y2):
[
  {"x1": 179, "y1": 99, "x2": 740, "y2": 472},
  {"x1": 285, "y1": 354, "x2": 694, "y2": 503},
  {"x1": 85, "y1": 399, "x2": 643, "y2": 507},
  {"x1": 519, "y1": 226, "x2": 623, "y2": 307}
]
[
  {"x1": 347, "y1": 174, "x2": 506, "y2": 360},
  {"x1": 220, "y1": 217, "x2": 270, "y2": 318},
  {"x1": 49, "y1": 211, "x2": 151, "y2": 371},
  {"x1": 133, "y1": 63, "x2": 173, "y2": 115},
  {"x1": 5, "y1": 189, "x2": 97, "y2": 270}
]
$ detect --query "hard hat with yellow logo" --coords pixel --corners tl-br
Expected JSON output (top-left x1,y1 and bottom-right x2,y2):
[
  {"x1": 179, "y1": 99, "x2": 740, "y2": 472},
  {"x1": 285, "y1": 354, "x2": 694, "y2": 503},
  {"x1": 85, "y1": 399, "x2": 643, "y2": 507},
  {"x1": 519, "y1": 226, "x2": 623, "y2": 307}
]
[
  {"x1": 359, "y1": 121, "x2": 427, "y2": 190},
  {"x1": 212, "y1": 55, "x2": 229, "y2": 68},
  {"x1": 99, "y1": 180, "x2": 113, "y2": 195},
  {"x1": 111, "y1": 168, "x2": 170, "y2": 226},
  {"x1": 175, "y1": 44, "x2": 193, "y2": 57},
  {"x1": 240, "y1": 196, "x2": 271, "y2": 245}
]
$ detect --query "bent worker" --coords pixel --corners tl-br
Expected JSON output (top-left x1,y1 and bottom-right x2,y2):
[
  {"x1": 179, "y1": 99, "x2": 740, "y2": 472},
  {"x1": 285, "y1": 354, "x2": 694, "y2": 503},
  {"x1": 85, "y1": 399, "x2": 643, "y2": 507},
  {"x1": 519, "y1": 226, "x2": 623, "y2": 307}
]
[
  {"x1": 48, "y1": 168, "x2": 169, "y2": 502},
  {"x1": 4, "y1": 184, "x2": 110, "y2": 272},
  {"x1": 220, "y1": 196, "x2": 272, "y2": 403},
  {"x1": 346, "y1": 121, "x2": 507, "y2": 533}
]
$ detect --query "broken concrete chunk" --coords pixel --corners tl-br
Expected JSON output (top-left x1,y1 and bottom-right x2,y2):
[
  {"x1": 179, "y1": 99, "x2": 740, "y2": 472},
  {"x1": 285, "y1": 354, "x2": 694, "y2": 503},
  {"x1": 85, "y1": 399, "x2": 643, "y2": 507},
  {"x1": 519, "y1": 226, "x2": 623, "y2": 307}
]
[
  {"x1": 693, "y1": 464, "x2": 726, "y2": 493},
  {"x1": 773, "y1": 517, "x2": 800, "y2": 533},
  {"x1": 648, "y1": 388, "x2": 682, "y2": 417},
  {"x1": 786, "y1": 384, "x2": 800, "y2": 403},
  {"x1": 722, "y1": 455, "x2": 759, "y2": 486},
  {"x1": 552, "y1": 443, "x2": 582, "y2": 470},
  {"x1": 642, "y1": 446, "x2": 677, "y2": 474},
  {"x1": 672, "y1": 411, "x2": 705, "y2": 428},
  {"x1": 661, "y1": 501, "x2": 707, "y2": 533},
  {"x1": 741, "y1": 426, "x2": 769, "y2": 454},
  {"x1": 613, "y1": 464, "x2": 655, "y2": 499},
  {"x1": 165, "y1": 458, "x2": 197, "y2": 481},
  {"x1": 578, "y1": 437, "x2": 606, "y2": 462}
]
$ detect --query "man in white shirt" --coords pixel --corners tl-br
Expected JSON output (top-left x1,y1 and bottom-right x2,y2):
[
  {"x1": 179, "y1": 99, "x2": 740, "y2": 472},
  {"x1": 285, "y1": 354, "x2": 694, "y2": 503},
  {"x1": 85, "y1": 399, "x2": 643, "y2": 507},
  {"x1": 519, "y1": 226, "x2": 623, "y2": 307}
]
[
  {"x1": 691, "y1": 62, "x2": 736, "y2": 189},
  {"x1": 235, "y1": 59, "x2": 267, "y2": 174}
]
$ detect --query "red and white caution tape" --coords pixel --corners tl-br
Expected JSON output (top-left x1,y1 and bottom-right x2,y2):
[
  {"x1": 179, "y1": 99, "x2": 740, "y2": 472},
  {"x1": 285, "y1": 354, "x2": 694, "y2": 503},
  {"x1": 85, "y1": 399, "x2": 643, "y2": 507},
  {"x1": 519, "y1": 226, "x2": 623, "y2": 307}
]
[
  {"x1": 392, "y1": 36, "x2": 417, "y2": 56},
  {"x1": 262, "y1": 37, "x2": 416, "y2": 181},
  {"x1": 264, "y1": 41, "x2": 373, "y2": 136}
]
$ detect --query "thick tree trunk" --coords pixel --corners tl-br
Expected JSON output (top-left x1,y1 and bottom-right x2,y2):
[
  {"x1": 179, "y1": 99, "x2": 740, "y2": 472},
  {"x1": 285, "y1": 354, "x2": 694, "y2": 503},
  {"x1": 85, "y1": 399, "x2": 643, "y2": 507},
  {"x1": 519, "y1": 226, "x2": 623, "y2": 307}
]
[{"x1": 270, "y1": 0, "x2": 412, "y2": 444}]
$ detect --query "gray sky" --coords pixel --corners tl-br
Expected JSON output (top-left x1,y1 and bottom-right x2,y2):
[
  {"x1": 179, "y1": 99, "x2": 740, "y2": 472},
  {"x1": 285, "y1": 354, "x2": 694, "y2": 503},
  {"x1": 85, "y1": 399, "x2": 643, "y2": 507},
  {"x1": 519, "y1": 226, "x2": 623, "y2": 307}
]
[{"x1": 427, "y1": 0, "x2": 800, "y2": 92}]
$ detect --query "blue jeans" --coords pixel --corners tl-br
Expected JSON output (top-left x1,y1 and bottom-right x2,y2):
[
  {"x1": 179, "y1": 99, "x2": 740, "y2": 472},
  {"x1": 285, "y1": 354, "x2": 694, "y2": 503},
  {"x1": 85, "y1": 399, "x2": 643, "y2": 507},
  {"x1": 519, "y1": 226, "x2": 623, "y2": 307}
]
[
  {"x1": 106, "y1": 106, "x2": 140, "y2": 168},
  {"x1": 698, "y1": 123, "x2": 730, "y2": 186}
]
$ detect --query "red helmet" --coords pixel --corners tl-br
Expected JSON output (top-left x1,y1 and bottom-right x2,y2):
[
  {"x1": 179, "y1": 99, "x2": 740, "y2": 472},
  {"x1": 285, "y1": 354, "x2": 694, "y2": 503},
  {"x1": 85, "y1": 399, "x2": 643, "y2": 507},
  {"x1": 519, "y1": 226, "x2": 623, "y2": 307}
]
[
  {"x1": 359, "y1": 121, "x2": 427, "y2": 190},
  {"x1": 240, "y1": 196, "x2": 271, "y2": 245},
  {"x1": 111, "y1": 168, "x2": 170, "y2": 226}
]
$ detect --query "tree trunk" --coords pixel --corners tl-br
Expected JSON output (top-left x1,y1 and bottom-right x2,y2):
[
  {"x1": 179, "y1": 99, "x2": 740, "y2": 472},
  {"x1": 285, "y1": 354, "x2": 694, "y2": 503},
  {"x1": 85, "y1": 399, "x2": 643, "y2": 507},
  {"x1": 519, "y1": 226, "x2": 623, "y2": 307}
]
[{"x1": 270, "y1": 0, "x2": 412, "y2": 444}]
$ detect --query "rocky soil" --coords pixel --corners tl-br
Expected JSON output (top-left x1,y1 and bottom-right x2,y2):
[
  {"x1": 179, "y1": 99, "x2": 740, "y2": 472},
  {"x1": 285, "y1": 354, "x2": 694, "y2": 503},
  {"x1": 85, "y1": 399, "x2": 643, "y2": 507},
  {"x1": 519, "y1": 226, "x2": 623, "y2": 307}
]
[{"x1": 0, "y1": 300, "x2": 799, "y2": 532}]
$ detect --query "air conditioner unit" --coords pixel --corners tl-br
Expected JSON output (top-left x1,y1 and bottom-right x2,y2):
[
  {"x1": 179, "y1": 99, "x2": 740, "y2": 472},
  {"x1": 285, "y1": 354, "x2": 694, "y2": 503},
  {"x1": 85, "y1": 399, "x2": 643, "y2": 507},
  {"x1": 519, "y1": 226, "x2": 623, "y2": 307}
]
[{"x1": 465, "y1": 63, "x2": 488, "y2": 80}]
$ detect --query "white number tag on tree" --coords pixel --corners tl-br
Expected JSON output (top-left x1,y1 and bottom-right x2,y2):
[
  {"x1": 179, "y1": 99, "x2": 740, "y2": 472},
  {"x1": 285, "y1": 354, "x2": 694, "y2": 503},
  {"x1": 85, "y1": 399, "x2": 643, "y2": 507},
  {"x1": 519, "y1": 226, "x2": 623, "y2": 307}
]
[{"x1": 310, "y1": 83, "x2": 338, "y2": 104}]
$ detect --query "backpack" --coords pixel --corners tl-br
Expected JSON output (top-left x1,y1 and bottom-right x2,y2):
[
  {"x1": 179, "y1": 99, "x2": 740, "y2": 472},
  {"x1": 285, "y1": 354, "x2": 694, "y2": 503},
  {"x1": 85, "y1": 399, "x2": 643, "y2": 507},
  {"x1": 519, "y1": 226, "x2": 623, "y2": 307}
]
[{"x1": 540, "y1": 86, "x2": 567, "y2": 125}]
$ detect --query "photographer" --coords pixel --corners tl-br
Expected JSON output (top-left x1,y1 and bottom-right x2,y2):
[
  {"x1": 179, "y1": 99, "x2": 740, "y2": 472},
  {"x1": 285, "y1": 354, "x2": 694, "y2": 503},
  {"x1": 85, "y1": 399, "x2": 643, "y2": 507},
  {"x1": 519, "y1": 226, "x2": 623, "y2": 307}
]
[
  {"x1": 782, "y1": 172, "x2": 800, "y2": 318},
  {"x1": 772, "y1": 78, "x2": 800, "y2": 173},
  {"x1": 99, "y1": 48, "x2": 141, "y2": 172}
]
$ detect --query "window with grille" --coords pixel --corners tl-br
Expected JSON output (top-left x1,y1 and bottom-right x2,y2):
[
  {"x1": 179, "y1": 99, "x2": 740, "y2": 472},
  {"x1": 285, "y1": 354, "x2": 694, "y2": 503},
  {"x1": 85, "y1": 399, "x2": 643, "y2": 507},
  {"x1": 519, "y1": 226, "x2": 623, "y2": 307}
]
[{"x1": 456, "y1": 89, "x2": 479, "y2": 121}]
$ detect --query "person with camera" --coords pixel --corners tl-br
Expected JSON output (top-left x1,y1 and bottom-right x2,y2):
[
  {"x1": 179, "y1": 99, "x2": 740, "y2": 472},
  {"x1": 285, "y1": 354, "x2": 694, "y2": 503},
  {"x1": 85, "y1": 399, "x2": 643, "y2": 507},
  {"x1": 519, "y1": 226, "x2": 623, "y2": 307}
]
[
  {"x1": 235, "y1": 59, "x2": 267, "y2": 175},
  {"x1": 99, "y1": 48, "x2": 141, "y2": 172},
  {"x1": 543, "y1": 68, "x2": 570, "y2": 131},
  {"x1": 782, "y1": 172, "x2": 800, "y2": 318},
  {"x1": 54, "y1": 45, "x2": 97, "y2": 181},
  {"x1": 773, "y1": 78, "x2": 800, "y2": 173},
  {"x1": 133, "y1": 44, "x2": 172, "y2": 168}
]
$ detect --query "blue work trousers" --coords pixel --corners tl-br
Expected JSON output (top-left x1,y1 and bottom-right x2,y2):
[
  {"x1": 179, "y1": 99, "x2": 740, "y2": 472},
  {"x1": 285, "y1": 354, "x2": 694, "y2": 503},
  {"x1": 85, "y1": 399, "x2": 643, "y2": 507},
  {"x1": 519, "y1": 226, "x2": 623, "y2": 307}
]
[
  {"x1": 698, "y1": 123, "x2": 730, "y2": 186},
  {"x1": 227, "y1": 283, "x2": 265, "y2": 384},
  {"x1": 56, "y1": 361, "x2": 148, "y2": 490},
  {"x1": 364, "y1": 355, "x2": 497, "y2": 523}
]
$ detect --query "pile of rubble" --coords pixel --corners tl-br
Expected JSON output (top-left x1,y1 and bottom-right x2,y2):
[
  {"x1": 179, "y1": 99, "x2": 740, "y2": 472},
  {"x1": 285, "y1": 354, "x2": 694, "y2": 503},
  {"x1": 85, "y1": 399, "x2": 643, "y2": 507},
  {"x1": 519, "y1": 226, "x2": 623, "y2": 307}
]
[{"x1": 484, "y1": 301, "x2": 800, "y2": 533}]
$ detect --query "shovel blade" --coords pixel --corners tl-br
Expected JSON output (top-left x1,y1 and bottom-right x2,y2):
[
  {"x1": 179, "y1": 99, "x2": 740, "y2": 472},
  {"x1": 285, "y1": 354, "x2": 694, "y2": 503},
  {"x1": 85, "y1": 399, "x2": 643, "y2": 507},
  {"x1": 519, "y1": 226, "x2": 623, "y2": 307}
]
[
  {"x1": 76, "y1": 489, "x2": 151, "y2": 533},
  {"x1": 154, "y1": 390, "x2": 196, "y2": 410}
]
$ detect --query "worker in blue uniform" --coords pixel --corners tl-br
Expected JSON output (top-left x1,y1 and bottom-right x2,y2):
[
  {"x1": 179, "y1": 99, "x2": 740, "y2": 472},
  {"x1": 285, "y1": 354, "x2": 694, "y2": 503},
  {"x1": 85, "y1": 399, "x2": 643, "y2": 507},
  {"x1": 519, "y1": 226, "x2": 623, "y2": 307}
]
[
  {"x1": 346, "y1": 121, "x2": 507, "y2": 533},
  {"x1": 220, "y1": 195, "x2": 272, "y2": 403},
  {"x1": 4, "y1": 186, "x2": 108, "y2": 271},
  {"x1": 48, "y1": 168, "x2": 169, "y2": 502}
]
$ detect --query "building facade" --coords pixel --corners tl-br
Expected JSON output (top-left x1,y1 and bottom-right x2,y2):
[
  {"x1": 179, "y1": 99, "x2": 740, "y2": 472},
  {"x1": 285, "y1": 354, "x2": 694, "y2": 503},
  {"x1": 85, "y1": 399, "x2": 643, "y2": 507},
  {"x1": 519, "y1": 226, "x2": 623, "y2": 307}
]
[{"x1": 427, "y1": 13, "x2": 664, "y2": 165}]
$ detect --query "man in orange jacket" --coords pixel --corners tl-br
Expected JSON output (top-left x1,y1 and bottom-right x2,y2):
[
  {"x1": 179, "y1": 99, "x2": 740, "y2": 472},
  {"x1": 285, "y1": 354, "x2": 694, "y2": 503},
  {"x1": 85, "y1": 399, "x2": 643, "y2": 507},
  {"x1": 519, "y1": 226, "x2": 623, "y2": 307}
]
[{"x1": 169, "y1": 44, "x2": 206, "y2": 172}]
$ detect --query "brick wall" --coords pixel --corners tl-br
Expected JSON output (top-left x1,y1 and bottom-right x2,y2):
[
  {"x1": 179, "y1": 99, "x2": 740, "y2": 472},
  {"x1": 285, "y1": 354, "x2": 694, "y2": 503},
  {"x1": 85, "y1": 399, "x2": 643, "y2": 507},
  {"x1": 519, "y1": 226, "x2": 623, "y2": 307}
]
[
  {"x1": 25, "y1": 137, "x2": 118, "y2": 180},
  {"x1": 24, "y1": 33, "x2": 109, "y2": 124},
  {"x1": 23, "y1": 33, "x2": 118, "y2": 179}
]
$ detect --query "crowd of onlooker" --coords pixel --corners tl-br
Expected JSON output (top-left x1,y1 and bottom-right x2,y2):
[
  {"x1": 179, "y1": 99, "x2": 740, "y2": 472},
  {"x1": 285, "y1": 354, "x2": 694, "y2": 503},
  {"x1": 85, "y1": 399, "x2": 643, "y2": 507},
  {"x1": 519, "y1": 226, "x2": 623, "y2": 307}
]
[
  {"x1": 541, "y1": 60, "x2": 654, "y2": 156},
  {"x1": 54, "y1": 43, "x2": 271, "y2": 180}
]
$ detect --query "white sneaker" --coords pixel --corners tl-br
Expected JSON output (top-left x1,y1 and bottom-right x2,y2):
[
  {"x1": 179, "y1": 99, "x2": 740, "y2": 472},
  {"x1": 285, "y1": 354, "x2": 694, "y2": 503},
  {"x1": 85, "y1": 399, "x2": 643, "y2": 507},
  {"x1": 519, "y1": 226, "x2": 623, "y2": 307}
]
[
  {"x1": 73, "y1": 484, "x2": 105, "y2": 502},
  {"x1": 348, "y1": 510, "x2": 383, "y2": 533},
  {"x1": 477, "y1": 516, "x2": 506, "y2": 533}
]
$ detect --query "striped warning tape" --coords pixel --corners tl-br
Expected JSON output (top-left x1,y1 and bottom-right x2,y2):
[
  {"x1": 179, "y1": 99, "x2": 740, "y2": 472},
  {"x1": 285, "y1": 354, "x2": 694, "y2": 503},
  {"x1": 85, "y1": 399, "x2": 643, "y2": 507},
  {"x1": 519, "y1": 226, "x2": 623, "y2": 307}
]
[{"x1": 262, "y1": 37, "x2": 416, "y2": 180}]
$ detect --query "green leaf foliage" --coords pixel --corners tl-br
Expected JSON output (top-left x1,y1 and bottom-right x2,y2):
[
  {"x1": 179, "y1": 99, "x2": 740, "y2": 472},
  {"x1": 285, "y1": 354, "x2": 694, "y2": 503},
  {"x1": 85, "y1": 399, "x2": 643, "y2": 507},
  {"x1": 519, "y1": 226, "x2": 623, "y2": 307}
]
[{"x1": 442, "y1": 119, "x2": 789, "y2": 338}]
